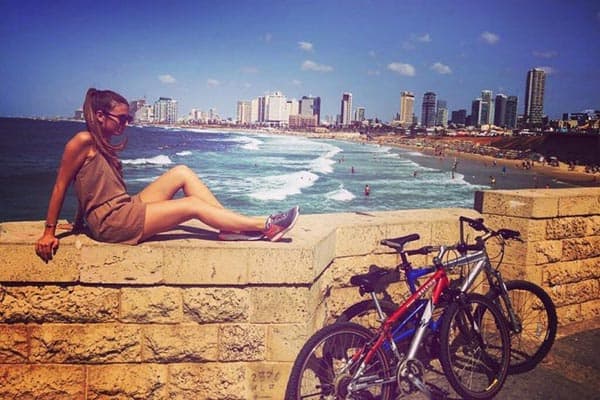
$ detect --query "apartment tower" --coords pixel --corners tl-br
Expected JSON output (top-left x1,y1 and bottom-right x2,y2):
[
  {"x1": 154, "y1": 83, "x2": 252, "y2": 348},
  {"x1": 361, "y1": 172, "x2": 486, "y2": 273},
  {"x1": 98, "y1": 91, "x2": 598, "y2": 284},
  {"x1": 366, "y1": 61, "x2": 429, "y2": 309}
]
[
  {"x1": 399, "y1": 91, "x2": 415, "y2": 126},
  {"x1": 421, "y1": 92, "x2": 437, "y2": 128},
  {"x1": 340, "y1": 92, "x2": 353, "y2": 127},
  {"x1": 524, "y1": 68, "x2": 546, "y2": 126}
]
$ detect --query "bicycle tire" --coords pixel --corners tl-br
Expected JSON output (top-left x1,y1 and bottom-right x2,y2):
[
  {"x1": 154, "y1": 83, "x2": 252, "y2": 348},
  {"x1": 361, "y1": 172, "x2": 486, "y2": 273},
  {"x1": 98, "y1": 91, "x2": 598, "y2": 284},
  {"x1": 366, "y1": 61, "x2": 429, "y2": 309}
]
[
  {"x1": 336, "y1": 299, "x2": 398, "y2": 327},
  {"x1": 439, "y1": 293, "x2": 511, "y2": 400},
  {"x1": 487, "y1": 279, "x2": 557, "y2": 374},
  {"x1": 284, "y1": 322, "x2": 394, "y2": 400}
]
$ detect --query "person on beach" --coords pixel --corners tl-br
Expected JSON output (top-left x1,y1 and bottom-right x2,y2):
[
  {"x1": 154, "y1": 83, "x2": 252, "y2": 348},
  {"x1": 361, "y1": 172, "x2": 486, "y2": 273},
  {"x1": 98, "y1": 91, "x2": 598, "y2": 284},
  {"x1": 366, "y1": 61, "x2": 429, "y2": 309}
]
[
  {"x1": 35, "y1": 88, "x2": 299, "y2": 262},
  {"x1": 364, "y1": 184, "x2": 371, "y2": 196}
]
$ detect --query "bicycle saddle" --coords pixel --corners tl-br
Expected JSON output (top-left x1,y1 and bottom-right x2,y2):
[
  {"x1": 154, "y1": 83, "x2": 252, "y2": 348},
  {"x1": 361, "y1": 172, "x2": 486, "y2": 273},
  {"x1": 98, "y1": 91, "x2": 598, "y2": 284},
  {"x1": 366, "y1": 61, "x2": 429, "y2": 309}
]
[
  {"x1": 350, "y1": 265, "x2": 401, "y2": 294},
  {"x1": 381, "y1": 233, "x2": 420, "y2": 251}
]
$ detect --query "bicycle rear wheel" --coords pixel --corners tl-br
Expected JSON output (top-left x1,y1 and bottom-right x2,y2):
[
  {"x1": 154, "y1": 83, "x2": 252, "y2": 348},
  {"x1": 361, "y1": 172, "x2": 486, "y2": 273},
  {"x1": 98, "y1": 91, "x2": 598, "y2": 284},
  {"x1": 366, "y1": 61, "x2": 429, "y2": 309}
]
[
  {"x1": 285, "y1": 322, "x2": 393, "y2": 400},
  {"x1": 336, "y1": 299, "x2": 398, "y2": 329},
  {"x1": 439, "y1": 293, "x2": 510, "y2": 400},
  {"x1": 488, "y1": 279, "x2": 557, "y2": 374}
]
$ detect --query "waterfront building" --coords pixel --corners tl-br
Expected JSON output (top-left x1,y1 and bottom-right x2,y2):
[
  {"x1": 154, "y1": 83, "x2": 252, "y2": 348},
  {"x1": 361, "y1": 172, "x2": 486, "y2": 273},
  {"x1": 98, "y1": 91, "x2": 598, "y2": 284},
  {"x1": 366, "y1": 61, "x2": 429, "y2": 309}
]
[
  {"x1": 289, "y1": 114, "x2": 317, "y2": 128},
  {"x1": 265, "y1": 92, "x2": 288, "y2": 126},
  {"x1": 421, "y1": 92, "x2": 437, "y2": 128},
  {"x1": 524, "y1": 68, "x2": 546, "y2": 126},
  {"x1": 236, "y1": 101, "x2": 252, "y2": 125},
  {"x1": 505, "y1": 96, "x2": 518, "y2": 129},
  {"x1": 480, "y1": 90, "x2": 494, "y2": 126},
  {"x1": 153, "y1": 97, "x2": 178, "y2": 124},
  {"x1": 135, "y1": 104, "x2": 154, "y2": 123},
  {"x1": 494, "y1": 94, "x2": 507, "y2": 127},
  {"x1": 355, "y1": 107, "x2": 366, "y2": 122},
  {"x1": 129, "y1": 99, "x2": 146, "y2": 118},
  {"x1": 436, "y1": 100, "x2": 448, "y2": 127},
  {"x1": 340, "y1": 92, "x2": 353, "y2": 127},
  {"x1": 451, "y1": 109, "x2": 467, "y2": 126},
  {"x1": 250, "y1": 98, "x2": 259, "y2": 123},
  {"x1": 299, "y1": 96, "x2": 321, "y2": 125},
  {"x1": 471, "y1": 98, "x2": 482, "y2": 127},
  {"x1": 399, "y1": 91, "x2": 415, "y2": 127}
]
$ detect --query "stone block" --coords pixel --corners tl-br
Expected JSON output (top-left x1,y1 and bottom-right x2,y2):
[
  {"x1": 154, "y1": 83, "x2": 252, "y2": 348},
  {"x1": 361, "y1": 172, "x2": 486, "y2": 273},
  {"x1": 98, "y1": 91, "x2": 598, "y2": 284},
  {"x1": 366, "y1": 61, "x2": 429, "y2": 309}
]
[
  {"x1": 183, "y1": 287, "x2": 250, "y2": 323},
  {"x1": 535, "y1": 240, "x2": 563, "y2": 265},
  {"x1": 87, "y1": 363, "x2": 168, "y2": 400},
  {"x1": 142, "y1": 324, "x2": 219, "y2": 362},
  {"x1": 0, "y1": 324, "x2": 28, "y2": 362},
  {"x1": 475, "y1": 190, "x2": 559, "y2": 218},
  {"x1": 558, "y1": 193, "x2": 600, "y2": 216},
  {"x1": 548, "y1": 280, "x2": 600, "y2": 307},
  {"x1": 247, "y1": 362, "x2": 291, "y2": 399},
  {"x1": 546, "y1": 217, "x2": 588, "y2": 240},
  {"x1": 168, "y1": 362, "x2": 248, "y2": 399},
  {"x1": 543, "y1": 258, "x2": 600, "y2": 286},
  {"x1": 562, "y1": 236, "x2": 600, "y2": 261},
  {"x1": 580, "y1": 299, "x2": 600, "y2": 320},
  {"x1": 586, "y1": 215, "x2": 600, "y2": 236},
  {"x1": 0, "y1": 244, "x2": 79, "y2": 282},
  {"x1": 29, "y1": 323, "x2": 142, "y2": 363},
  {"x1": 80, "y1": 244, "x2": 165, "y2": 284},
  {"x1": 0, "y1": 364, "x2": 85, "y2": 399},
  {"x1": 247, "y1": 246, "x2": 317, "y2": 284},
  {"x1": 0, "y1": 285, "x2": 119, "y2": 323},
  {"x1": 483, "y1": 214, "x2": 546, "y2": 242},
  {"x1": 219, "y1": 324, "x2": 266, "y2": 362},
  {"x1": 248, "y1": 287, "x2": 309, "y2": 324},
  {"x1": 268, "y1": 324, "x2": 310, "y2": 362},
  {"x1": 120, "y1": 286, "x2": 182, "y2": 323},
  {"x1": 555, "y1": 303, "x2": 582, "y2": 325}
]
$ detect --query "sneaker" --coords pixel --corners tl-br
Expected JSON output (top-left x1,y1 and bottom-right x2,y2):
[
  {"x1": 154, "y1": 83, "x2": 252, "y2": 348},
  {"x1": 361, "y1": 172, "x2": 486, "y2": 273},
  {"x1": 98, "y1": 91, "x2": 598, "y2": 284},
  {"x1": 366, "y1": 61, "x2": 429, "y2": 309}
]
[
  {"x1": 263, "y1": 206, "x2": 299, "y2": 242},
  {"x1": 218, "y1": 230, "x2": 265, "y2": 241}
]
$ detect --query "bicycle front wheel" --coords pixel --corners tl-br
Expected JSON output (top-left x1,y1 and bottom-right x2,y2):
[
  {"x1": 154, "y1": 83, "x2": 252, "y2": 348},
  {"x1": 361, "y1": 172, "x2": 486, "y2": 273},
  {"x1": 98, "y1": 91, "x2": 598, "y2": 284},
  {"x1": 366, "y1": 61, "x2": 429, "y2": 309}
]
[
  {"x1": 439, "y1": 293, "x2": 510, "y2": 400},
  {"x1": 488, "y1": 279, "x2": 557, "y2": 374},
  {"x1": 285, "y1": 322, "x2": 394, "y2": 400}
]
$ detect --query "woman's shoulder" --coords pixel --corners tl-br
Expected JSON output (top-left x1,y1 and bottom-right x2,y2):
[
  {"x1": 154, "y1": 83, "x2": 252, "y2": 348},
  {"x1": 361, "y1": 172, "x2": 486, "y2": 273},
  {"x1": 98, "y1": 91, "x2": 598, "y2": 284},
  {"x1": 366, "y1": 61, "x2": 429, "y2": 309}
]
[{"x1": 64, "y1": 131, "x2": 95, "y2": 157}]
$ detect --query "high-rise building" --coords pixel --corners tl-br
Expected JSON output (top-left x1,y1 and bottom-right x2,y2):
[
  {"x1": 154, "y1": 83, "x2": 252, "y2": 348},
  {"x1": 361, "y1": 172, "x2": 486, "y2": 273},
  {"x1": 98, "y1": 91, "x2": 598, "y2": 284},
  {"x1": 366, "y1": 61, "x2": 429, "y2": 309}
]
[
  {"x1": 480, "y1": 90, "x2": 494, "y2": 126},
  {"x1": 153, "y1": 97, "x2": 178, "y2": 124},
  {"x1": 524, "y1": 68, "x2": 546, "y2": 126},
  {"x1": 354, "y1": 107, "x2": 366, "y2": 122},
  {"x1": 421, "y1": 92, "x2": 437, "y2": 127},
  {"x1": 505, "y1": 96, "x2": 518, "y2": 129},
  {"x1": 451, "y1": 109, "x2": 467, "y2": 126},
  {"x1": 399, "y1": 91, "x2": 415, "y2": 126},
  {"x1": 299, "y1": 96, "x2": 321, "y2": 125},
  {"x1": 340, "y1": 92, "x2": 353, "y2": 126},
  {"x1": 265, "y1": 91, "x2": 287, "y2": 125},
  {"x1": 494, "y1": 94, "x2": 507, "y2": 127},
  {"x1": 436, "y1": 100, "x2": 448, "y2": 127},
  {"x1": 471, "y1": 98, "x2": 482, "y2": 127},
  {"x1": 129, "y1": 99, "x2": 146, "y2": 118},
  {"x1": 236, "y1": 101, "x2": 252, "y2": 124}
]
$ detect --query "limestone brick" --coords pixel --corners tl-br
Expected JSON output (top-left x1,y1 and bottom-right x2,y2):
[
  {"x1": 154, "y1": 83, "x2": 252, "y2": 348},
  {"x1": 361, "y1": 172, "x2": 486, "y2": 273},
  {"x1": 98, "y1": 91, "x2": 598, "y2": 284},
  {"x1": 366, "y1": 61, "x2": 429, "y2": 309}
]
[
  {"x1": 546, "y1": 217, "x2": 588, "y2": 240},
  {"x1": 183, "y1": 287, "x2": 250, "y2": 323},
  {"x1": 219, "y1": 324, "x2": 266, "y2": 361},
  {"x1": 168, "y1": 362, "x2": 248, "y2": 399},
  {"x1": 120, "y1": 286, "x2": 182, "y2": 323},
  {"x1": 562, "y1": 236, "x2": 600, "y2": 261},
  {"x1": 558, "y1": 194, "x2": 600, "y2": 216},
  {"x1": 87, "y1": 363, "x2": 168, "y2": 400},
  {"x1": 0, "y1": 285, "x2": 119, "y2": 323},
  {"x1": 247, "y1": 362, "x2": 291, "y2": 399},
  {"x1": 248, "y1": 287, "x2": 309, "y2": 324},
  {"x1": 580, "y1": 299, "x2": 600, "y2": 320},
  {"x1": 586, "y1": 215, "x2": 600, "y2": 236},
  {"x1": 0, "y1": 364, "x2": 85, "y2": 399},
  {"x1": 268, "y1": 324, "x2": 309, "y2": 362},
  {"x1": 534, "y1": 240, "x2": 563, "y2": 265},
  {"x1": 548, "y1": 280, "x2": 600, "y2": 307},
  {"x1": 335, "y1": 220, "x2": 386, "y2": 257},
  {"x1": 555, "y1": 303, "x2": 582, "y2": 325},
  {"x1": 475, "y1": 189, "x2": 559, "y2": 218},
  {"x1": 247, "y1": 247, "x2": 317, "y2": 284},
  {"x1": 142, "y1": 324, "x2": 219, "y2": 362},
  {"x1": 29, "y1": 323, "x2": 142, "y2": 363},
  {"x1": 543, "y1": 258, "x2": 600, "y2": 286},
  {"x1": 0, "y1": 244, "x2": 79, "y2": 282},
  {"x1": 483, "y1": 214, "x2": 547, "y2": 242},
  {"x1": 499, "y1": 262, "x2": 543, "y2": 284},
  {"x1": 0, "y1": 324, "x2": 28, "y2": 362},
  {"x1": 80, "y1": 244, "x2": 165, "y2": 284}
]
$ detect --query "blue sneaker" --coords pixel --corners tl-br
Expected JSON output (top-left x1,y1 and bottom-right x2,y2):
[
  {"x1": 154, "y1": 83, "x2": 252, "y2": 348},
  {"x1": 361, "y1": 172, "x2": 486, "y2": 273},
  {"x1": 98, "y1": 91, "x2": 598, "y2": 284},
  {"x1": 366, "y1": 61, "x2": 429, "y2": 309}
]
[{"x1": 263, "y1": 206, "x2": 299, "y2": 242}]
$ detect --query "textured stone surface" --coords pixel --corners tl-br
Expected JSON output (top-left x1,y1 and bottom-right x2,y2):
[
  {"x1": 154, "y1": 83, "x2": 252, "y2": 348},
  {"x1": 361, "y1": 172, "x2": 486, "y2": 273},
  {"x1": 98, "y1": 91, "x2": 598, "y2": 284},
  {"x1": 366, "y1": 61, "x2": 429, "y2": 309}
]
[
  {"x1": 183, "y1": 287, "x2": 250, "y2": 323},
  {"x1": 142, "y1": 324, "x2": 219, "y2": 362},
  {"x1": 0, "y1": 324, "x2": 28, "y2": 362},
  {"x1": 0, "y1": 364, "x2": 85, "y2": 399},
  {"x1": 87, "y1": 364, "x2": 168, "y2": 399},
  {"x1": 248, "y1": 287, "x2": 309, "y2": 324},
  {"x1": 219, "y1": 324, "x2": 266, "y2": 361},
  {"x1": 168, "y1": 362, "x2": 248, "y2": 399},
  {"x1": 120, "y1": 286, "x2": 182, "y2": 323}
]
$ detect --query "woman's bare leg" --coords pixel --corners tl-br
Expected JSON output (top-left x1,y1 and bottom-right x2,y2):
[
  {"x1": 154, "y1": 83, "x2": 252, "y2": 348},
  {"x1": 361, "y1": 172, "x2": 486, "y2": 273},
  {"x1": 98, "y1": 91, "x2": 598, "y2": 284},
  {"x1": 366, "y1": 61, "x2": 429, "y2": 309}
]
[
  {"x1": 140, "y1": 197, "x2": 265, "y2": 241},
  {"x1": 138, "y1": 165, "x2": 223, "y2": 207}
]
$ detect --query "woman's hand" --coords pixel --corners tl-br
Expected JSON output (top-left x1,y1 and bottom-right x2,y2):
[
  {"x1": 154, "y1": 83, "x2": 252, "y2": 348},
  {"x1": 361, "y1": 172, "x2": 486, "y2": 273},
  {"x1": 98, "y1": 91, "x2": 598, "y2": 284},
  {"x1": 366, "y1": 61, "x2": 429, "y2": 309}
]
[{"x1": 35, "y1": 233, "x2": 59, "y2": 263}]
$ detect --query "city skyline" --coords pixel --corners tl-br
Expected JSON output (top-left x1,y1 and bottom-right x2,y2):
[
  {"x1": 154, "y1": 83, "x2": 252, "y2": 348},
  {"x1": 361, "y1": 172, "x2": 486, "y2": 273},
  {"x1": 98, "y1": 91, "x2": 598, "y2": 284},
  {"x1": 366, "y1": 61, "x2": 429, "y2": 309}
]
[{"x1": 1, "y1": 1, "x2": 599, "y2": 121}]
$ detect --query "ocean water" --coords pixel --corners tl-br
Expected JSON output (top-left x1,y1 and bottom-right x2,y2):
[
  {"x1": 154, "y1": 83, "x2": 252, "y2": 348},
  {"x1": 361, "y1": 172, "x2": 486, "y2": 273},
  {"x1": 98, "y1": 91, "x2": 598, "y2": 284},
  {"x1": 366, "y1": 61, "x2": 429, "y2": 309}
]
[{"x1": 0, "y1": 118, "x2": 575, "y2": 222}]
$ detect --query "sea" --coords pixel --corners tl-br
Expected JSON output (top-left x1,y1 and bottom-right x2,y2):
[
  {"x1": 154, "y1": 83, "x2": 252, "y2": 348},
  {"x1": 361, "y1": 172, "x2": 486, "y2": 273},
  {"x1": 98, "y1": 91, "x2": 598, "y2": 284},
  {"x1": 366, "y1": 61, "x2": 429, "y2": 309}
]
[{"x1": 0, "y1": 117, "x2": 578, "y2": 223}]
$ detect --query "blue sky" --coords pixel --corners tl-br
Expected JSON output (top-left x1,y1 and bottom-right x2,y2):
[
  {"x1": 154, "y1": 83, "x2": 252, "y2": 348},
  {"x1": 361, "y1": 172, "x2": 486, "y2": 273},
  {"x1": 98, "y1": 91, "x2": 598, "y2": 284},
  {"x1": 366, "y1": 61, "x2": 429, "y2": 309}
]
[{"x1": 1, "y1": 0, "x2": 599, "y2": 121}]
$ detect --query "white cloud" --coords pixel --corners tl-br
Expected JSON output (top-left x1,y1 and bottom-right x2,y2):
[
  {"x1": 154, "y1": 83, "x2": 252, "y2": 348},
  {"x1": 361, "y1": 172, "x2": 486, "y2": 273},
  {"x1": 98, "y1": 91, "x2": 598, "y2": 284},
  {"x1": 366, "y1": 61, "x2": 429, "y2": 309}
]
[
  {"x1": 301, "y1": 60, "x2": 333, "y2": 72},
  {"x1": 158, "y1": 74, "x2": 176, "y2": 84},
  {"x1": 387, "y1": 62, "x2": 416, "y2": 77},
  {"x1": 298, "y1": 41, "x2": 314, "y2": 52},
  {"x1": 533, "y1": 50, "x2": 558, "y2": 59},
  {"x1": 481, "y1": 31, "x2": 500, "y2": 44},
  {"x1": 207, "y1": 79, "x2": 220, "y2": 87},
  {"x1": 415, "y1": 33, "x2": 431, "y2": 42},
  {"x1": 292, "y1": 79, "x2": 302, "y2": 86},
  {"x1": 431, "y1": 62, "x2": 452, "y2": 74},
  {"x1": 536, "y1": 66, "x2": 555, "y2": 75}
]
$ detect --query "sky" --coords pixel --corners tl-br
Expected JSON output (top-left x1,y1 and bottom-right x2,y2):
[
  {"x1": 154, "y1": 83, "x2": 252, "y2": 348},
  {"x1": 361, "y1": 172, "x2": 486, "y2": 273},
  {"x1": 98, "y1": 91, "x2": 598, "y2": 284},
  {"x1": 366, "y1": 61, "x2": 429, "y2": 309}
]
[{"x1": 1, "y1": 0, "x2": 599, "y2": 121}]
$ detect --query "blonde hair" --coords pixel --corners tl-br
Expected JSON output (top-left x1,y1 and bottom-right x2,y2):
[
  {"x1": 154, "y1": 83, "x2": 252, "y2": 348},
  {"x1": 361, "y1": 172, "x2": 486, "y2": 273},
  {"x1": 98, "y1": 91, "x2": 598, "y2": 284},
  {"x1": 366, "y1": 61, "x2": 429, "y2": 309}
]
[{"x1": 83, "y1": 88, "x2": 129, "y2": 176}]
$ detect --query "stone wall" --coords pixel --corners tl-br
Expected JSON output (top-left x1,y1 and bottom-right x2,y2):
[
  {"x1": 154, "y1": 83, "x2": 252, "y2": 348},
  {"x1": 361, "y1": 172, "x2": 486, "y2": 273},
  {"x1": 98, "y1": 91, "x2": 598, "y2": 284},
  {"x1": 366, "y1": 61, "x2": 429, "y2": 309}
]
[{"x1": 0, "y1": 188, "x2": 598, "y2": 399}]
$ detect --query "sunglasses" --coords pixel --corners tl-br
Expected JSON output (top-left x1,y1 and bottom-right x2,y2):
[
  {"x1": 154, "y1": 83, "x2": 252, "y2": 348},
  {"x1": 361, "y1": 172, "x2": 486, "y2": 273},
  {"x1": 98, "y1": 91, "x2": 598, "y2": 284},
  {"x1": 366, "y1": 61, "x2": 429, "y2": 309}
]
[{"x1": 104, "y1": 111, "x2": 133, "y2": 125}]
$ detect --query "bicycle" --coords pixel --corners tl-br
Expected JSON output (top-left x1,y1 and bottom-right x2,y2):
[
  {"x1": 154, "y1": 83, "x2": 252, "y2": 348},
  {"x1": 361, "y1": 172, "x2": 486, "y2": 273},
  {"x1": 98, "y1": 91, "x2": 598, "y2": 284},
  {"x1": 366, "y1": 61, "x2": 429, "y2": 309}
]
[
  {"x1": 285, "y1": 233, "x2": 511, "y2": 400},
  {"x1": 338, "y1": 216, "x2": 557, "y2": 375}
]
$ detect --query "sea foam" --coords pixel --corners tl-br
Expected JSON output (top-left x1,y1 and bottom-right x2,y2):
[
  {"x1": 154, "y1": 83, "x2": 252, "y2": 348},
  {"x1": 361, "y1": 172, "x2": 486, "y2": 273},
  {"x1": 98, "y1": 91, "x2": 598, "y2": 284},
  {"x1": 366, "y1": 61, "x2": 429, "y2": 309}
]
[
  {"x1": 122, "y1": 155, "x2": 173, "y2": 165},
  {"x1": 249, "y1": 170, "x2": 319, "y2": 201}
]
